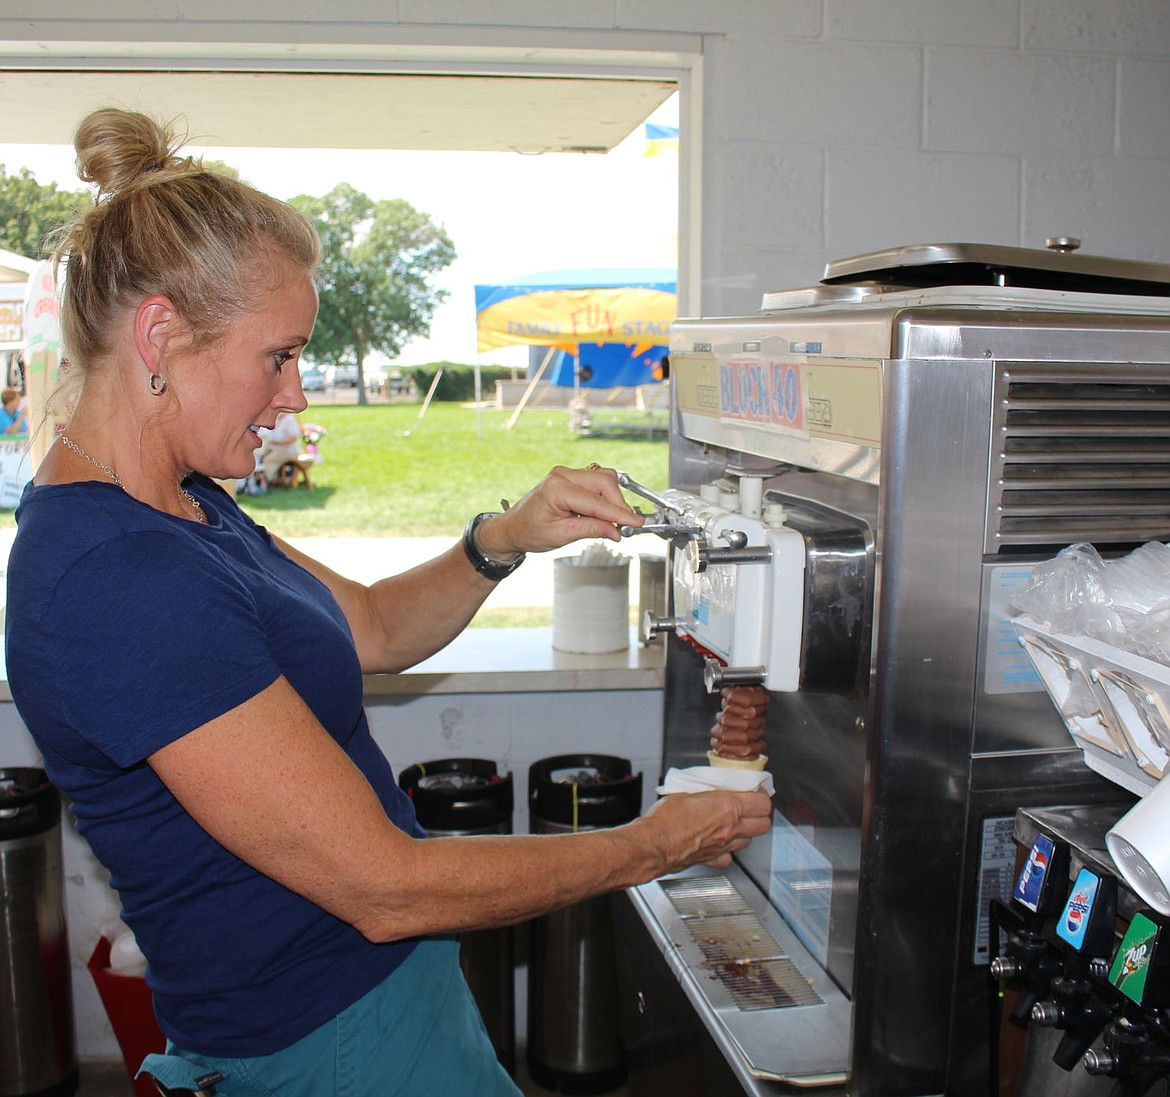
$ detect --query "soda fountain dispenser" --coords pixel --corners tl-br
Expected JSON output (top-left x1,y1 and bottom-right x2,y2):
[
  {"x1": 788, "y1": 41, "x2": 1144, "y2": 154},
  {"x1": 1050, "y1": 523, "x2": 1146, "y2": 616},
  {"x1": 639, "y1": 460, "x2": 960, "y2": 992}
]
[
  {"x1": 1087, "y1": 912, "x2": 1170, "y2": 1093},
  {"x1": 1035, "y1": 867, "x2": 1121, "y2": 1074},
  {"x1": 991, "y1": 833, "x2": 1072, "y2": 1028}
]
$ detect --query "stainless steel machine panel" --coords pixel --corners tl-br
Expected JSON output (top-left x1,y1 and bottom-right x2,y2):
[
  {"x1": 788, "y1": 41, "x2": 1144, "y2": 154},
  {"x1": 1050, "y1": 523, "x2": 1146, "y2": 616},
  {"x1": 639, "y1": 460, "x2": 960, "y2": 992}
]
[
  {"x1": 622, "y1": 245, "x2": 1170, "y2": 1097},
  {"x1": 627, "y1": 862, "x2": 851, "y2": 1087}
]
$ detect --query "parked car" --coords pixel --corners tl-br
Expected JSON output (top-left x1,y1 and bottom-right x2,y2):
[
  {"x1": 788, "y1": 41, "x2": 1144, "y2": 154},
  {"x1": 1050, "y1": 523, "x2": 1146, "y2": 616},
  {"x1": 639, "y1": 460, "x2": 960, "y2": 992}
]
[
  {"x1": 326, "y1": 365, "x2": 359, "y2": 388},
  {"x1": 300, "y1": 368, "x2": 326, "y2": 392}
]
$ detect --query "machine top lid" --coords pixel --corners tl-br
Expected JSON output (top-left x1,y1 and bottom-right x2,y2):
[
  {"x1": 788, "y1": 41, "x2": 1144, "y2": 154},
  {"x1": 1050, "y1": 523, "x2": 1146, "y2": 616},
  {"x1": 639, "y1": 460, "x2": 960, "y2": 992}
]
[{"x1": 821, "y1": 240, "x2": 1170, "y2": 296}]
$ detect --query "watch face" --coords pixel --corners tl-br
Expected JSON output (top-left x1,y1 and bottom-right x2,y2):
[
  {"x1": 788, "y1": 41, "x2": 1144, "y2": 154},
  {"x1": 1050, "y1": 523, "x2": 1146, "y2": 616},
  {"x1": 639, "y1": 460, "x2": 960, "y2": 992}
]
[{"x1": 464, "y1": 513, "x2": 522, "y2": 580}]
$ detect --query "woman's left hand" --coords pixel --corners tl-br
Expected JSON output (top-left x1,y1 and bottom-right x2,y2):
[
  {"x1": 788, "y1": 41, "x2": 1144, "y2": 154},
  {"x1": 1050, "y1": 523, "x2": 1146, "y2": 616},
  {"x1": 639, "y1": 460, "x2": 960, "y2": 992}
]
[{"x1": 477, "y1": 464, "x2": 644, "y2": 558}]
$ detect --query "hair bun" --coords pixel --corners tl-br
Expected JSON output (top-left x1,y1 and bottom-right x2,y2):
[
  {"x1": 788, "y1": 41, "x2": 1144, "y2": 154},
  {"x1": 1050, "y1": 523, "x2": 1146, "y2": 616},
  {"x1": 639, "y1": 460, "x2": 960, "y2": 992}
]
[{"x1": 73, "y1": 108, "x2": 186, "y2": 199}]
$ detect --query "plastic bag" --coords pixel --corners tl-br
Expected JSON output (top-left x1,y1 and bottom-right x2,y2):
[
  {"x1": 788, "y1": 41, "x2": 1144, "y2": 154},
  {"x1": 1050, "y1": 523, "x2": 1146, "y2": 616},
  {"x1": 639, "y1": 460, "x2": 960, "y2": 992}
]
[
  {"x1": 1132, "y1": 603, "x2": 1170, "y2": 664},
  {"x1": 1012, "y1": 541, "x2": 1170, "y2": 662},
  {"x1": 1011, "y1": 542, "x2": 1118, "y2": 639}
]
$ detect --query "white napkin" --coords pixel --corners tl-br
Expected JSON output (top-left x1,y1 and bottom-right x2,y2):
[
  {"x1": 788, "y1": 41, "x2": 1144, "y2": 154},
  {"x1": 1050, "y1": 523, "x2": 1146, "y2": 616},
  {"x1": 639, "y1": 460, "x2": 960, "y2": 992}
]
[{"x1": 657, "y1": 765, "x2": 774, "y2": 797}]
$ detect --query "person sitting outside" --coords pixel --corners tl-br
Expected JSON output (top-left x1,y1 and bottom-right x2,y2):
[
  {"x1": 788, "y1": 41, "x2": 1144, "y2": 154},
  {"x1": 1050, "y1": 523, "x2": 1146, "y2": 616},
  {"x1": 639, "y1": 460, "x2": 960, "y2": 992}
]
[
  {"x1": 0, "y1": 388, "x2": 28, "y2": 434},
  {"x1": 256, "y1": 410, "x2": 304, "y2": 487}
]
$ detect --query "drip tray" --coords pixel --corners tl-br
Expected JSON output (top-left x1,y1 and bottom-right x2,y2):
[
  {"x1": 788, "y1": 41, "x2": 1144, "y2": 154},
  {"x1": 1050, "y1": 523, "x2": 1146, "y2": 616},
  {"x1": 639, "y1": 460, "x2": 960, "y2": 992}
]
[
  {"x1": 627, "y1": 862, "x2": 851, "y2": 1086},
  {"x1": 661, "y1": 877, "x2": 823, "y2": 1011}
]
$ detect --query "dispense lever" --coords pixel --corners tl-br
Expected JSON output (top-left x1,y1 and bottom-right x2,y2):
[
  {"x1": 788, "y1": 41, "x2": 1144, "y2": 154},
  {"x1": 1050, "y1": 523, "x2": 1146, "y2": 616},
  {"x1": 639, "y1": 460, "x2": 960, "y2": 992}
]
[
  {"x1": 1027, "y1": 867, "x2": 1121, "y2": 1071},
  {"x1": 615, "y1": 470, "x2": 679, "y2": 513},
  {"x1": 1090, "y1": 908, "x2": 1170, "y2": 1086},
  {"x1": 687, "y1": 539, "x2": 771, "y2": 574},
  {"x1": 990, "y1": 834, "x2": 1070, "y2": 1024},
  {"x1": 615, "y1": 471, "x2": 704, "y2": 541},
  {"x1": 642, "y1": 611, "x2": 681, "y2": 645},
  {"x1": 703, "y1": 659, "x2": 766, "y2": 693}
]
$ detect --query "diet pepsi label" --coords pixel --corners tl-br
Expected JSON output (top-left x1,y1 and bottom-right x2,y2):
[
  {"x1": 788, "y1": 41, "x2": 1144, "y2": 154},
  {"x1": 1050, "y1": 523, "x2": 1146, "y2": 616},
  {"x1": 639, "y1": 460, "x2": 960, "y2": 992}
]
[
  {"x1": 1013, "y1": 835, "x2": 1056, "y2": 913},
  {"x1": 1057, "y1": 868, "x2": 1101, "y2": 951}
]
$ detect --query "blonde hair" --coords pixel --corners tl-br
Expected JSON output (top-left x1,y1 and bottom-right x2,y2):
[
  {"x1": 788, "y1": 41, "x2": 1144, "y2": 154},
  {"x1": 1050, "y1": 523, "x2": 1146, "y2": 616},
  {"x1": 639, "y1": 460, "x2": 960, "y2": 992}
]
[{"x1": 53, "y1": 108, "x2": 320, "y2": 394}]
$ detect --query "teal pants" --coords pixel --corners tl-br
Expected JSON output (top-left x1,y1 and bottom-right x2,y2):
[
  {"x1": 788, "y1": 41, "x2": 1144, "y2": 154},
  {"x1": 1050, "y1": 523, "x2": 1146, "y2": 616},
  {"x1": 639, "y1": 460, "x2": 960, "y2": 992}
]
[{"x1": 138, "y1": 938, "x2": 520, "y2": 1097}]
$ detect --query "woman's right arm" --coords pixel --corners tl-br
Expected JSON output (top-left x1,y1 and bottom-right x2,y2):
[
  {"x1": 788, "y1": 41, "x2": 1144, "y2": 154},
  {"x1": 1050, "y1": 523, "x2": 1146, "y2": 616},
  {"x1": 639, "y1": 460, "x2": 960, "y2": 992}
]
[{"x1": 147, "y1": 675, "x2": 773, "y2": 941}]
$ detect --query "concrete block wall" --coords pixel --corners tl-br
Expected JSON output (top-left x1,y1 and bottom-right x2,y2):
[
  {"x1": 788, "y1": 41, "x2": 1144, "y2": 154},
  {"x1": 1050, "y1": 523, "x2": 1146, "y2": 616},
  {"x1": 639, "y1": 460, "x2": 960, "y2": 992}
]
[
  {"x1": 678, "y1": 0, "x2": 1170, "y2": 313},
  {"x1": 2, "y1": 0, "x2": 1168, "y2": 316}
]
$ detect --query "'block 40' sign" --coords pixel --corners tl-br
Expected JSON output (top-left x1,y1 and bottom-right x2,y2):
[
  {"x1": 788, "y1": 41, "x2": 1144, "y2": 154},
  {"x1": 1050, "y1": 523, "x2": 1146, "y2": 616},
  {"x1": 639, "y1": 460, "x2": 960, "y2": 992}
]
[{"x1": 719, "y1": 360, "x2": 804, "y2": 432}]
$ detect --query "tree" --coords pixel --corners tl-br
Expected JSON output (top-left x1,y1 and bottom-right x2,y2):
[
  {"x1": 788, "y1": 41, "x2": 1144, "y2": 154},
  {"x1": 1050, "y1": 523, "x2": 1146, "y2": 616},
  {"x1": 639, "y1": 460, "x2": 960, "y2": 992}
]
[
  {"x1": 0, "y1": 166, "x2": 88, "y2": 260},
  {"x1": 290, "y1": 184, "x2": 456, "y2": 405}
]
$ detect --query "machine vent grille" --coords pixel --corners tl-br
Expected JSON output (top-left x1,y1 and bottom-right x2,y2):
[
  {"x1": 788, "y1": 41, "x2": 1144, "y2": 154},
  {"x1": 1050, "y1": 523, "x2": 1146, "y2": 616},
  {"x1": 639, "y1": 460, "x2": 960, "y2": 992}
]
[
  {"x1": 988, "y1": 365, "x2": 1170, "y2": 553},
  {"x1": 660, "y1": 876, "x2": 823, "y2": 1011}
]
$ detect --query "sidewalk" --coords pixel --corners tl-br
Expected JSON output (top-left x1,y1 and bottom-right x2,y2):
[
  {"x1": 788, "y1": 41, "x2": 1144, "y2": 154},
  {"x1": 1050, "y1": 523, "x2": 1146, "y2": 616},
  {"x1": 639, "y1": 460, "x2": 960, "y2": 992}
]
[
  {"x1": 286, "y1": 535, "x2": 665, "y2": 609},
  {"x1": 0, "y1": 528, "x2": 665, "y2": 611}
]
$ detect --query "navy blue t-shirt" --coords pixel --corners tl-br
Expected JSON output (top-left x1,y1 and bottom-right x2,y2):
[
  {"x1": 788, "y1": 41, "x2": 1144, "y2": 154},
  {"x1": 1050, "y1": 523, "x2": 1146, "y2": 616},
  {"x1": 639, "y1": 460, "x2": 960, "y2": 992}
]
[{"x1": 5, "y1": 475, "x2": 424, "y2": 1056}]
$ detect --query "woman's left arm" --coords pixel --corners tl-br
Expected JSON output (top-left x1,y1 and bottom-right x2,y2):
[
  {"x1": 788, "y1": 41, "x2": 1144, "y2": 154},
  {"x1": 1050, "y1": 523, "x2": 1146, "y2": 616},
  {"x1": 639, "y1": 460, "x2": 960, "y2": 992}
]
[{"x1": 275, "y1": 464, "x2": 643, "y2": 673}]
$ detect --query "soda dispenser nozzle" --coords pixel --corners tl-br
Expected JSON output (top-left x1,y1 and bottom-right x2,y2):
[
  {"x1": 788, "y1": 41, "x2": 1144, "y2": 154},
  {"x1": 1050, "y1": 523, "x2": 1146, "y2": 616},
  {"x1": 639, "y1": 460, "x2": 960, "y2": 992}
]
[
  {"x1": 1026, "y1": 868, "x2": 1122, "y2": 1070},
  {"x1": 1082, "y1": 1015, "x2": 1170, "y2": 1086},
  {"x1": 990, "y1": 834, "x2": 1072, "y2": 1023},
  {"x1": 1030, "y1": 976, "x2": 1120, "y2": 1072}
]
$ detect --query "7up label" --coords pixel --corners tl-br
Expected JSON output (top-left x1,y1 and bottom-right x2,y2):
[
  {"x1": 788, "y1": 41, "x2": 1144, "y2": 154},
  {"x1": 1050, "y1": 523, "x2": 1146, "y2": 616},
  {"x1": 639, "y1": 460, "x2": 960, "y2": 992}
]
[{"x1": 1110, "y1": 913, "x2": 1160, "y2": 1006}]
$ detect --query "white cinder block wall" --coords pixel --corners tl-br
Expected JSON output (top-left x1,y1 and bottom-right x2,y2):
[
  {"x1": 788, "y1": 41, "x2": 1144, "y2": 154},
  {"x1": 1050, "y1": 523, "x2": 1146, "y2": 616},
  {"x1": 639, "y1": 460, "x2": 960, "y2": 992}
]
[
  {"x1": 686, "y1": 0, "x2": 1170, "y2": 313},
  {"x1": 2, "y1": 0, "x2": 1170, "y2": 1062}
]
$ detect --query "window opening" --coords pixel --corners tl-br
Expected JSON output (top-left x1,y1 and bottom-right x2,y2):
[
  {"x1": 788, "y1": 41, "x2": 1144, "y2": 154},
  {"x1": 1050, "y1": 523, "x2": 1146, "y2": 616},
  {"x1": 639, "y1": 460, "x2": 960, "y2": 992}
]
[{"x1": 0, "y1": 83, "x2": 679, "y2": 633}]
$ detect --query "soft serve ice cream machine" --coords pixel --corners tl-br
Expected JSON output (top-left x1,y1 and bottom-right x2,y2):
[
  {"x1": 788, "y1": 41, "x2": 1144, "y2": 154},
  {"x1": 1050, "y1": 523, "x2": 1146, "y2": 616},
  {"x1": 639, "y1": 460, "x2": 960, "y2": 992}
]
[{"x1": 611, "y1": 243, "x2": 1170, "y2": 1097}]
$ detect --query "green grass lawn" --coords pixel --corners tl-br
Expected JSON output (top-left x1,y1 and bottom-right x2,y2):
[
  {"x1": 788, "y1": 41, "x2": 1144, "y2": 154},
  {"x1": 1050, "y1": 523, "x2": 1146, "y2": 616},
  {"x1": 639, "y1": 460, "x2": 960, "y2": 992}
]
[
  {"x1": 229, "y1": 402, "x2": 667, "y2": 538},
  {"x1": 1, "y1": 402, "x2": 668, "y2": 627},
  {"x1": 0, "y1": 403, "x2": 668, "y2": 538}
]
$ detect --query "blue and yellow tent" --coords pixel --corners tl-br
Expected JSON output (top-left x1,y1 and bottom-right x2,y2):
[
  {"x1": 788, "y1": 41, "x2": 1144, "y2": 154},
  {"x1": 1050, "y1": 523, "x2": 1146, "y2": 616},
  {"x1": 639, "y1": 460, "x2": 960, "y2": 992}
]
[{"x1": 474, "y1": 268, "x2": 676, "y2": 388}]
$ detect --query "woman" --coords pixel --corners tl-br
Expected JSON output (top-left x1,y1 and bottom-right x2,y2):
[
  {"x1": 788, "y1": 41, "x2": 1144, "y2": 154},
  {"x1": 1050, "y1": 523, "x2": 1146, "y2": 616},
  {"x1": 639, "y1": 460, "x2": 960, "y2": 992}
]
[{"x1": 3, "y1": 109, "x2": 771, "y2": 1097}]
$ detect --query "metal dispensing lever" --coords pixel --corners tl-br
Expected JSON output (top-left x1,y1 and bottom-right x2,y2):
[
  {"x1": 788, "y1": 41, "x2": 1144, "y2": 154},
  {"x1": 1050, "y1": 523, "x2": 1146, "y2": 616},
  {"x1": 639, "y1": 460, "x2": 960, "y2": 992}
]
[
  {"x1": 623, "y1": 521, "x2": 684, "y2": 536},
  {"x1": 615, "y1": 470, "x2": 680, "y2": 512},
  {"x1": 642, "y1": 610, "x2": 681, "y2": 644},
  {"x1": 615, "y1": 470, "x2": 704, "y2": 540},
  {"x1": 704, "y1": 660, "x2": 766, "y2": 693},
  {"x1": 686, "y1": 539, "x2": 771, "y2": 573}
]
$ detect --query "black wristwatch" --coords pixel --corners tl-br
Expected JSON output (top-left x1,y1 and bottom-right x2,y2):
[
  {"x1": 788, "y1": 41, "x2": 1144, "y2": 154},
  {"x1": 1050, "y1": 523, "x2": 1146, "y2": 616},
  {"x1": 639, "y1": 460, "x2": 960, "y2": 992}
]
[{"x1": 462, "y1": 512, "x2": 526, "y2": 581}]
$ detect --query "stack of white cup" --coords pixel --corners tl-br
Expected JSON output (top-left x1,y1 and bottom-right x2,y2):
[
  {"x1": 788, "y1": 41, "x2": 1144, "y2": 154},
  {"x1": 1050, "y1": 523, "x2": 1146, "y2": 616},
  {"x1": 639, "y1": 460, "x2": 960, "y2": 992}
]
[{"x1": 552, "y1": 544, "x2": 630, "y2": 654}]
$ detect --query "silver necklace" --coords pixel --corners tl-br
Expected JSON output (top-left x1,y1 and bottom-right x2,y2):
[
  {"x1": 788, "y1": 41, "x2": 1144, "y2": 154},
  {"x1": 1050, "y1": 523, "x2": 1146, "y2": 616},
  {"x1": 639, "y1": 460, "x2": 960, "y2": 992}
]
[{"x1": 58, "y1": 431, "x2": 206, "y2": 524}]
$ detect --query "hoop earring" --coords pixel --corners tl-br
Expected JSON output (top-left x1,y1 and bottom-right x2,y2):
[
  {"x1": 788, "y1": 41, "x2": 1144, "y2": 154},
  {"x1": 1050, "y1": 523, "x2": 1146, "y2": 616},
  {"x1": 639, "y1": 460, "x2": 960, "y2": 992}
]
[{"x1": 148, "y1": 373, "x2": 168, "y2": 397}]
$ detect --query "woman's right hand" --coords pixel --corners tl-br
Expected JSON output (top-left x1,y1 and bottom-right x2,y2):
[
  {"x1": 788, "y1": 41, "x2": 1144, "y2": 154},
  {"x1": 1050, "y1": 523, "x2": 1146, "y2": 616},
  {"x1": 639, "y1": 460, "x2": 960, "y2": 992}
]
[{"x1": 630, "y1": 788, "x2": 773, "y2": 873}]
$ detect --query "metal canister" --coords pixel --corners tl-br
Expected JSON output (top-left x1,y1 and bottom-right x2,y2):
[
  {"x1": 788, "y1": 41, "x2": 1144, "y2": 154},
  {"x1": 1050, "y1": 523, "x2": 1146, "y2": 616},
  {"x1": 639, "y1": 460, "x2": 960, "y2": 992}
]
[
  {"x1": 527, "y1": 754, "x2": 642, "y2": 1095},
  {"x1": 399, "y1": 758, "x2": 515, "y2": 1074},
  {"x1": 0, "y1": 767, "x2": 77, "y2": 1097}
]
